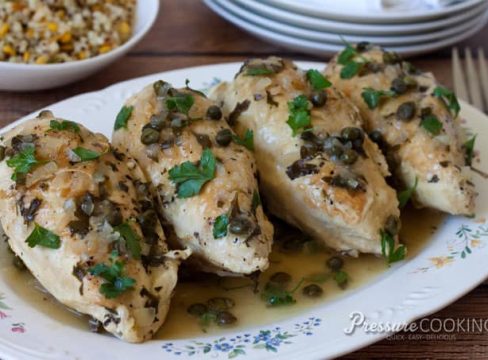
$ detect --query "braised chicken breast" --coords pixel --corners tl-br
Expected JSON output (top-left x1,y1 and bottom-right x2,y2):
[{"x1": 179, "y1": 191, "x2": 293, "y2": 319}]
[
  {"x1": 326, "y1": 44, "x2": 476, "y2": 215},
  {"x1": 210, "y1": 57, "x2": 401, "y2": 256},
  {"x1": 112, "y1": 82, "x2": 273, "y2": 275},
  {"x1": 0, "y1": 112, "x2": 189, "y2": 343}
]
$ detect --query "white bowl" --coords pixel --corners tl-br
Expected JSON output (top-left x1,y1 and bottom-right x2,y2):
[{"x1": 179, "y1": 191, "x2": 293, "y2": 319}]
[{"x1": 0, "y1": 0, "x2": 159, "y2": 92}]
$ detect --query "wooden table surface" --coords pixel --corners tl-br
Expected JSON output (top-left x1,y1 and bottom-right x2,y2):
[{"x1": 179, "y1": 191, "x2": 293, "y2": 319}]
[{"x1": 1, "y1": 1, "x2": 488, "y2": 358}]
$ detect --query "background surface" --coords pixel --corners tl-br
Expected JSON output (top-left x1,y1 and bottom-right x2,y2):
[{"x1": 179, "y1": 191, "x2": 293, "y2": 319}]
[{"x1": 1, "y1": 1, "x2": 487, "y2": 358}]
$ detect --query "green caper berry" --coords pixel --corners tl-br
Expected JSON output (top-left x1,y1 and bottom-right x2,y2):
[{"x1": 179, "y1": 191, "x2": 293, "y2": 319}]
[
  {"x1": 13, "y1": 256, "x2": 26, "y2": 271},
  {"x1": 269, "y1": 272, "x2": 292, "y2": 285},
  {"x1": 216, "y1": 129, "x2": 233, "y2": 146},
  {"x1": 327, "y1": 256, "x2": 344, "y2": 271},
  {"x1": 303, "y1": 284, "x2": 323, "y2": 297},
  {"x1": 187, "y1": 303, "x2": 208, "y2": 317},
  {"x1": 196, "y1": 134, "x2": 212, "y2": 149},
  {"x1": 206, "y1": 105, "x2": 223, "y2": 120},
  {"x1": 310, "y1": 91, "x2": 327, "y2": 107},
  {"x1": 0, "y1": 146, "x2": 5, "y2": 162},
  {"x1": 150, "y1": 113, "x2": 166, "y2": 131},
  {"x1": 391, "y1": 78, "x2": 407, "y2": 94},
  {"x1": 228, "y1": 216, "x2": 253, "y2": 235},
  {"x1": 385, "y1": 215, "x2": 400, "y2": 236},
  {"x1": 397, "y1": 102, "x2": 416, "y2": 121},
  {"x1": 340, "y1": 148, "x2": 358, "y2": 165},
  {"x1": 207, "y1": 297, "x2": 235, "y2": 311},
  {"x1": 141, "y1": 127, "x2": 160, "y2": 145},
  {"x1": 216, "y1": 311, "x2": 237, "y2": 326},
  {"x1": 341, "y1": 127, "x2": 363, "y2": 141}
]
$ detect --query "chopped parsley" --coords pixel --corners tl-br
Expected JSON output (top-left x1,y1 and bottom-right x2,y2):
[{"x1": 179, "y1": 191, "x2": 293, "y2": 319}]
[
  {"x1": 245, "y1": 67, "x2": 274, "y2": 76},
  {"x1": 166, "y1": 93, "x2": 194, "y2": 115},
  {"x1": 114, "y1": 222, "x2": 141, "y2": 260},
  {"x1": 340, "y1": 61, "x2": 364, "y2": 79},
  {"x1": 89, "y1": 259, "x2": 135, "y2": 299},
  {"x1": 361, "y1": 88, "x2": 395, "y2": 109},
  {"x1": 6, "y1": 144, "x2": 40, "y2": 181},
  {"x1": 420, "y1": 115, "x2": 443, "y2": 136},
  {"x1": 168, "y1": 148, "x2": 216, "y2": 198},
  {"x1": 232, "y1": 129, "x2": 254, "y2": 151},
  {"x1": 114, "y1": 105, "x2": 134, "y2": 131},
  {"x1": 338, "y1": 43, "x2": 357, "y2": 65},
  {"x1": 213, "y1": 214, "x2": 229, "y2": 239},
  {"x1": 337, "y1": 43, "x2": 367, "y2": 79},
  {"x1": 26, "y1": 223, "x2": 61, "y2": 249},
  {"x1": 464, "y1": 135, "x2": 477, "y2": 166},
  {"x1": 287, "y1": 95, "x2": 311, "y2": 136},
  {"x1": 381, "y1": 230, "x2": 406, "y2": 265},
  {"x1": 261, "y1": 278, "x2": 304, "y2": 307},
  {"x1": 49, "y1": 120, "x2": 80, "y2": 133},
  {"x1": 333, "y1": 270, "x2": 349, "y2": 288},
  {"x1": 433, "y1": 86, "x2": 460, "y2": 118},
  {"x1": 306, "y1": 69, "x2": 332, "y2": 90},
  {"x1": 71, "y1": 147, "x2": 101, "y2": 162},
  {"x1": 398, "y1": 177, "x2": 418, "y2": 208}
]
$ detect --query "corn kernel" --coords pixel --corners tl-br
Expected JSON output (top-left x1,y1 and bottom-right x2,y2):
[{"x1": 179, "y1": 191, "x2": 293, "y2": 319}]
[
  {"x1": 59, "y1": 32, "x2": 72, "y2": 43},
  {"x1": 2, "y1": 45, "x2": 16, "y2": 57},
  {"x1": 26, "y1": 28, "x2": 34, "y2": 39},
  {"x1": 23, "y1": 51, "x2": 30, "y2": 62},
  {"x1": 117, "y1": 22, "x2": 131, "y2": 35},
  {"x1": 99, "y1": 44, "x2": 112, "y2": 54},
  {"x1": 0, "y1": 24, "x2": 9, "y2": 38},
  {"x1": 35, "y1": 55, "x2": 49, "y2": 64},
  {"x1": 47, "y1": 22, "x2": 58, "y2": 32},
  {"x1": 77, "y1": 51, "x2": 87, "y2": 60}
]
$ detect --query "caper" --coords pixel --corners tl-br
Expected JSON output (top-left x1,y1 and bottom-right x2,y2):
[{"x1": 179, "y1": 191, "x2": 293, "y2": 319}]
[
  {"x1": 365, "y1": 61, "x2": 383, "y2": 73},
  {"x1": 207, "y1": 297, "x2": 235, "y2": 311},
  {"x1": 302, "y1": 284, "x2": 323, "y2": 298},
  {"x1": 68, "y1": 219, "x2": 90, "y2": 237},
  {"x1": 391, "y1": 78, "x2": 407, "y2": 94},
  {"x1": 228, "y1": 215, "x2": 253, "y2": 235},
  {"x1": 323, "y1": 137, "x2": 343, "y2": 157},
  {"x1": 310, "y1": 91, "x2": 327, "y2": 107},
  {"x1": 141, "y1": 127, "x2": 160, "y2": 145},
  {"x1": 216, "y1": 311, "x2": 237, "y2": 326},
  {"x1": 149, "y1": 113, "x2": 166, "y2": 131},
  {"x1": 368, "y1": 130, "x2": 384, "y2": 146},
  {"x1": 206, "y1": 105, "x2": 223, "y2": 120},
  {"x1": 300, "y1": 131, "x2": 317, "y2": 142},
  {"x1": 80, "y1": 193, "x2": 94, "y2": 216},
  {"x1": 160, "y1": 132, "x2": 175, "y2": 150},
  {"x1": 341, "y1": 127, "x2": 363, "y2": 142},
  {"x1": 137, "y1": 210, "x2": 158, "y2": 237},
  {"x1": 356, "y1": 41, "x2": 370, "y2": 52},
  {"x1": 187, "y1": 303, "x2": 208, "y2": 317},
  {"x1": 300, "y1": 142, "x2": 318, "y2": 159},
  {"x1": 385, "y1": 215, "x2": 400, "y2": 236},
  {"x1": 339, "y1": 148, "x2": 358, "y2": 165},
  {"x1": 421, "y1": 107, "x2": 432, "y2": 118},
  {"x1": 269, "y1": 271, "x2": 292, "y2": 285},
  {"x1": 153, "y1": 80, "x2": 170, "y2": 97},
  {"x1": 326, "y1": 256, "x2": 344, "y2": 271},
  {"x1": 38, "y1": 110, "x2": 53, "y2": 118},
  {"x1": 196, "y1": 134, "x2": 212, "y2": 149},
  {"x1": 383, "y1": 51, "x2": 401, "y2": 65},
  {"x1": 216, "y1": 129, "x2": 233, "y2": 146},
  {"x1": 0, "y1": 146, "x2": 5, "y2": 162},
  {"x1": 170, "y1": 114, "x2": 188, "y2": 129},
  {"x1": 13, "y1": 256, "x2": 26, "y2": 271},
  {"x1": 396, "y1": 101, "x2": 416, "y2": 121}
]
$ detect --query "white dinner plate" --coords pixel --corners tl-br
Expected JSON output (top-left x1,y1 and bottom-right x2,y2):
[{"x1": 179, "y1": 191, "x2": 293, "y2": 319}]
[
  {"x1": 218, "y1": 0, "x2": 488, "y2": 46},
  {"x1": 205, "y1": 0, "x2": 488, "y2": 57},
  {"x1": 0, "y1": 61, "x2": 487, "y2": 360},
  {"x1": 263, "y1": 0, "x2": 484, "y2": 23},
  {"x1": 233, "y1": 0, "x2": 488, "y2": 35}
]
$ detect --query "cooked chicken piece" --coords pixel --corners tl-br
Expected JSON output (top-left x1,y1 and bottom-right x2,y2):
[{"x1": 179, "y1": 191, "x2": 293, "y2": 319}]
[
  {"x1": 210, "y1": 57, "x2": 401, "y2": 256},
  {"x1": 0, "y1": 112, "x2": 189, "y2": 343},
  {"x1": 325, "y1": 44, "x2": 476, "y2": 215},
  {"x1": 112, "y1": 82, "x2": 273, "y2": 275}
]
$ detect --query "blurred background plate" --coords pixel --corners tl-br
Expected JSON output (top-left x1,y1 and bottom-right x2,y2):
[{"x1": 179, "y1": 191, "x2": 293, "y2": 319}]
[{"x1": 262, "y1": 0, "x2": 484, "y2": 23}]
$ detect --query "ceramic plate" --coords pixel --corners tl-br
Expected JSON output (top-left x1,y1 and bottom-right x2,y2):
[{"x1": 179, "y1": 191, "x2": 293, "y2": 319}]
[
  {"x1": 262, "y1": 0, "x2": 484, "y2": 23},
  {"x1": 217, "y1": 0, "x2": 488, "y2": 46},
  {"x1": 0, "y1": 62, "x2": 487, "y2": 360},
  {"x1": 205, "y1": 0, "x2": 488, "y2": 57},
  {"x1": 232, "y1": 0, "x2": 488, "y2": 35}
]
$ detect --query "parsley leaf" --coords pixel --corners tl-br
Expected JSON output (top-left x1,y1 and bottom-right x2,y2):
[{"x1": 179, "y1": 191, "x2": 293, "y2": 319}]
[
  {"x1": 26, "y1": 223, "x2": 61, "y2": 249},
  {"x1": 89, "y1": 260, "x2": 135, "y2": 299},
  {"x1": 464, "y1": 134, "x2": 477, "y2": 166},
  {"x1": 251, "y1": 190, "x2": 261, "y2": 214},
  {"x1": 420, "y1": 115, "x2": 443, "y2": 136},
  {"x1": 381, "y1": 230, "x2": 406, "y2": 265},
  {"x1": 168, "y1": 148, "x2": 216, "y2": 198},
  {"x1": 213, "y1": 214, "x2": 229, "y2": 239},
  {"x1": 333, "y1": 270, "x2": 349, "y2": 288},
  {"x1": 71, "y1": 147, "x2": 101, "y2": 162},
  {"x1": 166, "y1": 93, "x2": 194, "y2": 115},
  {"x1": 6, "y1": 144, "x2": 40, "y2": 181},
  {"x1": 287, "y1": 95, "x2": 311, "y2": 136},
  {"x1": 361, "y1": 88, "x2": 395, "y2": 109},
  {"x1": 340, "y1": 61, "x2": 364, "y2": 79},
  {"x1": 261, "y1": 278, "x2": 304, "y2": 307},
  {"x1": 433, "y1": 86, "x2": 460, "y2": 118},
  {"x1": 245, "y1": 67, "x2": 274, "y2": 76},
  {"x1": 338, "y1": 43, "x2": 357, "y2": 65},
  {"x1": 232, "y1": 129, "x2": 254, "y2": 151},
  {"x1": 114, "y1": 222, "x2": 141, "y2": 260},
  {"x1": 306, "y1": 69, "x2": 332, "y2": 90},
  {"x1": 49, "y1": 120, "x2": 80, "y2": 133},
  {"x1": 398, "y1": 177, "x2": 418, "y2": 208},
  {"x1": 114, "y1": 105, "x2": 134, "y2": 131}
]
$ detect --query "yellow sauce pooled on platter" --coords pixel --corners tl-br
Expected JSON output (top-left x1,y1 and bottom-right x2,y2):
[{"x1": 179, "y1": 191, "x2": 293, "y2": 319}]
[{"x1": 0, "y1": 207, "x2": 445, "y2": 339}]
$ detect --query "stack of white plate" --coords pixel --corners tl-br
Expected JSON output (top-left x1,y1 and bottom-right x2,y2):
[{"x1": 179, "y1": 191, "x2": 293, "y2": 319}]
[{"x1": 204, "y1": 0, "x2": 488, "y2": 57}]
